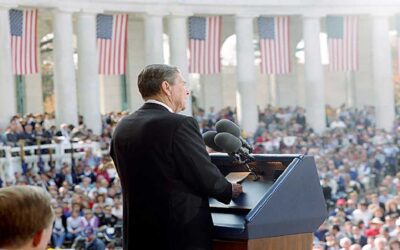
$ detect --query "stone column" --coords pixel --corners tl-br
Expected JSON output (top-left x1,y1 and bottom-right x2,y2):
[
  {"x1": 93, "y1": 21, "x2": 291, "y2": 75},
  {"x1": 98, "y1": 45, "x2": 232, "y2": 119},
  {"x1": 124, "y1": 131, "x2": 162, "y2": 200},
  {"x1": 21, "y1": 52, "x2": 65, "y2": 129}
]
[
  {"x1": 168, "y1": 13, "x2": 192, "y2": 115},
  {"x1": 53, "y1": 8, "x2": 78, "y2": 126},
  {"x1": 371, "y1": 15, "x2": 395, "y2": 131},
  {"x1": 126, "y1": 17, "x2": 145, "y2": 111},
  {"x1": 77, "y1": 11, "x2": 102, "y2": 134},
  {"x1": 0, "y1": 6, "x2": 16, "y2": 127},
  {"x1": 303, "y1": 15, "x2": 326, "y2": 133},
  {"x1": 144, "y1": 13, "x2": 164, "y2": 65},
  {"x1": 200, "y1": 74, "x2": 224, "y2": 111},
  {"x1": 235, "y1": 14, "x2": 258, "y2": 134}
]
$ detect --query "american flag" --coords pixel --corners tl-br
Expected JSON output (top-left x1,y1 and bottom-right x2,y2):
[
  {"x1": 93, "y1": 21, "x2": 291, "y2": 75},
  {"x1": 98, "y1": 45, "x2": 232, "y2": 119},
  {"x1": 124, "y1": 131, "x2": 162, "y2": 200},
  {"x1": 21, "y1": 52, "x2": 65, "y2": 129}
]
[
  {"x1": 188, "y1": 16, "x2": 221, "y2": 74},
  {"x1": 396, "y1": 15, "x2": 400, "y2": 74},
  {"x1": 326, "y1": 16, "x2": 358, "y2": 72},
  {"x1": 258, "y1": 16, "x2": 291, "y2": 75},
  {"x1": 97, "y1": 14, "x2": 128, "y2": 75},
  {"x1": 9, "y1": 9, "x2": 38, "y2": 75}
]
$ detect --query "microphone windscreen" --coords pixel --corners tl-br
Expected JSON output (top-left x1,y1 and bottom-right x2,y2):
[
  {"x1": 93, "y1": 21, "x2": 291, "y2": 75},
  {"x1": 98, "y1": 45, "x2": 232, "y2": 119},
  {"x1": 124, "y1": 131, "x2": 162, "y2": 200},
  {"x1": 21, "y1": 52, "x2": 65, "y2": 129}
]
[
  {"x1": 202, "y1": 131, "x2": 223, "y2": 152},
  {"x1": 214, "y1": 132, "x2": 242, "y2": 154},
  {"x1": 216, "y1": 119, "x2": 241, "y2": 137}
]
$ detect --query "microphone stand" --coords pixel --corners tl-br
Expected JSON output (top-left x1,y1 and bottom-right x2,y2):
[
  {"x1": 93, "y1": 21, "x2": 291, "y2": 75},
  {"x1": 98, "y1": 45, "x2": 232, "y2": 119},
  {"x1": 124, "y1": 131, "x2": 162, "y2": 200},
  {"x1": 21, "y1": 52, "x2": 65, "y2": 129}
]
[
  {"x1": 230, "y1": 152, "x2": 259, "y2": 181},
  {"x1": 244, "y1": 163, "x2": 259, "y2": 181}
]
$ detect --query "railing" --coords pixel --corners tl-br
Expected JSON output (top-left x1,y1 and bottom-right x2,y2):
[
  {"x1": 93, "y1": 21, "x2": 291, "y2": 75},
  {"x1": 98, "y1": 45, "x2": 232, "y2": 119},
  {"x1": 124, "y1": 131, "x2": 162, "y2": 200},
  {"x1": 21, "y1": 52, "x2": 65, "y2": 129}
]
[{"x1": 0, "y1": 141, "x2": 109, "y2": 181}]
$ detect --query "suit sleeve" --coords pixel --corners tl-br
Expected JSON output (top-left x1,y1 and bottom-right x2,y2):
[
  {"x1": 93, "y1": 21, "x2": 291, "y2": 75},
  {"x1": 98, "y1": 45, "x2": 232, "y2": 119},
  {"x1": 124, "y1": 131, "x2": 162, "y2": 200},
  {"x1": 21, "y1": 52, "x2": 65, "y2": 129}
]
[{"x1": 173, "y1": 116, "x2": 232, "y2": 204}]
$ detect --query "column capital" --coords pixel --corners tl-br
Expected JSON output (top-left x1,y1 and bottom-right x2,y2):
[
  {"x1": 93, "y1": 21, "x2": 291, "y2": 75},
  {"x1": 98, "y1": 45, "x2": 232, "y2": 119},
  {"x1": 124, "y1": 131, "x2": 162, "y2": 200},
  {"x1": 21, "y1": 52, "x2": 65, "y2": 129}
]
[
  {"x1": 53, "y1": 7, "x2": 79, "y2": 14},
  {"x1": 0, "y1": 4, "x2": 17, "y2": 10},
  {"x1": 235, "y1": 12, "x2": 258, "y2": 19},
  {"x1": 144, "y1": 10, "x2": 168, "y2": 17},
  {"x1": 370, "y1": 10, "x2": 395, "y2": 18},
  {"x1": 168, "y1": 11, "x2": 193, "y2": 18},
  {"x1": 302, "y1": 13, "x2": 325, "y2": 19},
  {"x1": 77, "y1": 8, "x2": 104, "y2": 15}
]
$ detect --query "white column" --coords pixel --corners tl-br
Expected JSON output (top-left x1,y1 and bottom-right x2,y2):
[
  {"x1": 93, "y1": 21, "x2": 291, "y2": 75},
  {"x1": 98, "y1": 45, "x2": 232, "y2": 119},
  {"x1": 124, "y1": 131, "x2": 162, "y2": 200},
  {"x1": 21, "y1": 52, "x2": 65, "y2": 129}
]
[
  {"x1": 235, "y1": 15, "x2": 258, "y2": 134},
  {"x1": 200, "y1": 74, "x2": 224, "y2": 111},
  {"x1": 25, "y1": 74, "x2": 44, "y2": 113},
  {"x1": 345, "y1": 72, "x2": 356, "y2": 107},
  {"x1": 303, "y1": 15, "x2": 326, "y2": 133},
  {"x1": 144, "y1": 13, "x2": 164, "y2": 65},
  {"x1": 372, "y1": 15, "x2": 395, "y2": 131},
  {"x1": 53, "y1": 9, "x2": 78, "y2": 126},
  {"x1": 0, "y1": 6, "x2": 16, "y2": 127},
  {"x1": 126, "y1": 18, "x2": 145, "y2": 111},
  {"x1": 77, "y1": 11, "x2": 102, "y2": 134},
  {"x1": 268, "y1": 75, "x2": 278, "y2": 106},
  {"x1": 168, "y1": 13, "x2": 192, "y2": 116}
]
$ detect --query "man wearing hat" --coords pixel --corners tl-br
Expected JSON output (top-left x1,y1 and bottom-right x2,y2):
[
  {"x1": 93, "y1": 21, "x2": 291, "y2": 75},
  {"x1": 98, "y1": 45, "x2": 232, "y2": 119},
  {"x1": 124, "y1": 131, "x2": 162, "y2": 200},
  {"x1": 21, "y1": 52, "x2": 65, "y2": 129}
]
[
  {"x1": 352, "y1": 200, "x2": 372, "y2": 226},
  {"x1": 365, "y1": 217, "x2": 384, "y2": 237}
]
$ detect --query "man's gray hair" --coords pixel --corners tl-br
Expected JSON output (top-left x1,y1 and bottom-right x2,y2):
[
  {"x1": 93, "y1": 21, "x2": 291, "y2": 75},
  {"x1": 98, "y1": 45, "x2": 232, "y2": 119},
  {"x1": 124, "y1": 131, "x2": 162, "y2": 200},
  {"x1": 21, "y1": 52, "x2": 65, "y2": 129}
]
[{"x1": 137, "y1": 64, "x2": 180, "y2": 99}]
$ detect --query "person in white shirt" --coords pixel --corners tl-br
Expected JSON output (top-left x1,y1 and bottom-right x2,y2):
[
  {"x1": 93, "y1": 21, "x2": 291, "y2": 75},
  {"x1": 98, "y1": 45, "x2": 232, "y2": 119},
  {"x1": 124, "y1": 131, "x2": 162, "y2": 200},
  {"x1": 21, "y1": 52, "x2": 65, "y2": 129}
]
[
  {"x1": 352, "y1": 201, "x2": 372, "y2": 227},
  {"x1": 52, "y1": 206, "x2": 66, "y2": 248}
]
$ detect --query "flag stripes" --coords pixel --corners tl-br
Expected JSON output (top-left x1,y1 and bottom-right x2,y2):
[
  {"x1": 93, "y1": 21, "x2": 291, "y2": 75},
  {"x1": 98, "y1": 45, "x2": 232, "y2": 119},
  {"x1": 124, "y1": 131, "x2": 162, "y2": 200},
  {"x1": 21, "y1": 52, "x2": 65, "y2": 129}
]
[
  {"x1": 188, "y1": 16, "x2": 221, "y2": 74},
  {"x1": 9, "y1": 9, "x2": 38, "y2": 75},
  {"x1": 97, "y1": 14, "x2": 128, "y2": 75},
  {"x1": 327, "y1": 16, "x2": 358, "y2": 72},
  {"x1": 258, "y1": 16, "x2": 291, "y2": 75}
]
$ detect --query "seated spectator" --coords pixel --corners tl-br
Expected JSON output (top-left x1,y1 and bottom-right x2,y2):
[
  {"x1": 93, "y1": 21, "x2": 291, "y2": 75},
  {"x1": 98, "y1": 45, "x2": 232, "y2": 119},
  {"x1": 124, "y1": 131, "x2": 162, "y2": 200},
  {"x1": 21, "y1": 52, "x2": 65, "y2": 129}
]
[
  {"x1": 5, "y1": 119, "x2": 22, "y2": 147},
  {"x1": 340, "y1": 237, "x2": 352, "y2": 250},
  {"x1": 52, "y1": 206, "x2": 67, "y2": 248},
  {"x1": 373, "y1": 237, "x2": 387, "y2": 250},
  {"x1": 351, "y1": 225, "x2": 368, "y2": 247},
  {"x1": 112, "y1": 196, "x2": 123, "y2": 220},
  {"x1": 99, "y1": 205, "x2": 119, "y2": 230},
  {"x1": 83, "y1": 226, "x2": 105, "y2": 250},
  {"x1": 82, "y1": 148, "x2": 101, "y2": 168},
  {"x1": 388, "y1": 239, "x2": 400, "y2": 250},
  {"x1": 365, "y1": 217, "x2": 384, "y2": 237},
  {"x1": 0, "y1": 185, "x2": 54, "y2": 250},
  {"x1": 19, "y1": 124, "x2": 35, "y2": 146},
  {"x1": 33, "y1": 123, "x2": 52, "y2": 145},
  {"x1": 81, "y1": 208, "x2": 99, "y2": 231},
  {"x1": 66, "y1": 209, "x2": 83, "y2": 242}
]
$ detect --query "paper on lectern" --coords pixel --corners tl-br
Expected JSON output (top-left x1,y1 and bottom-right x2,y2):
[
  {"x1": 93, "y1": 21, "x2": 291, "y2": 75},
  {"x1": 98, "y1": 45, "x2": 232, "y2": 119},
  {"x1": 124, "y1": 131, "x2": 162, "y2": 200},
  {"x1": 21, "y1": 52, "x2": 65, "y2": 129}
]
[{"x1": 225, "y1": 172, "x2": 250, "y2": 183}]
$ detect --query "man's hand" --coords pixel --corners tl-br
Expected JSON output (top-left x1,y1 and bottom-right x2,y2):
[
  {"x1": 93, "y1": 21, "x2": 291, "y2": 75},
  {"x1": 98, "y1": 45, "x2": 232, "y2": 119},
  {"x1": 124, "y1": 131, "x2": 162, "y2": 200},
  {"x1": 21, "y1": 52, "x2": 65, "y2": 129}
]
[{"x1": 231, "y1": 183, "x2": 243, "y2": 198}]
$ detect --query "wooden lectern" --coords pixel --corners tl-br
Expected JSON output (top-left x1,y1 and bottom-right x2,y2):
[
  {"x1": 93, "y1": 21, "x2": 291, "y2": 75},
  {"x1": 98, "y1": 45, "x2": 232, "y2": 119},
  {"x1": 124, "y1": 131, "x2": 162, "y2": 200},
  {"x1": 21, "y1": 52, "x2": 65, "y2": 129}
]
[{"x1": 209, "y1": 154, "x2": 327, "y2": 250}]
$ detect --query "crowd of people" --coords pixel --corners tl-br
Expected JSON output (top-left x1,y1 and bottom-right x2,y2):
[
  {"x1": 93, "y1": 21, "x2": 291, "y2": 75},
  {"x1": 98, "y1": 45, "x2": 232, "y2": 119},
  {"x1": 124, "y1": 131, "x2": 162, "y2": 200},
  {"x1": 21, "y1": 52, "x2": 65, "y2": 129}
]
[
  {"x1": 0, "y1": 113, "x2": 126, "y2": 249},
  {"x1": 0, "y1": 104, "x2": 399, "y2": 249},
  {"x1": 195, "y1": 104, "x2": 400, "y2": 250}
]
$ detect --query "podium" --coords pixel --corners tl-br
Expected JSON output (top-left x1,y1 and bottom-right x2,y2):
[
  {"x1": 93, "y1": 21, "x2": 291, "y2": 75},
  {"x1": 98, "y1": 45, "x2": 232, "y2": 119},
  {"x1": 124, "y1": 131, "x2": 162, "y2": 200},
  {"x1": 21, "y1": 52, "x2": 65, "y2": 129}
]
[{"x1": 209, "y1": 154, "x2": 328, "y2": 250}]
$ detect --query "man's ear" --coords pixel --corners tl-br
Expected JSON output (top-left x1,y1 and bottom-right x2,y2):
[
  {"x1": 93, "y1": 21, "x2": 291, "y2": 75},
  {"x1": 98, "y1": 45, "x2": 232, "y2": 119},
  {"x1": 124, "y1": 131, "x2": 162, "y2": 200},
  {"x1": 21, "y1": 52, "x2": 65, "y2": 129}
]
[
  {"x1": 161, "y1": 81, "x2": 171, "y2": 96},
  {"x1": 32, "y1": 229, "x2": 44, "y2": 247}
]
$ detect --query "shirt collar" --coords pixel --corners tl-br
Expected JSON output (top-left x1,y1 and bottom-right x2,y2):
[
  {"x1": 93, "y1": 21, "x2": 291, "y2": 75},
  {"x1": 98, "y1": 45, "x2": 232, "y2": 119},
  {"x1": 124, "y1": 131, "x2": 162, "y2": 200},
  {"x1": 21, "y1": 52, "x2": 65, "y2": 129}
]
[{"x1": 145, "y1": 99, "x2": 173, "y2": 113}]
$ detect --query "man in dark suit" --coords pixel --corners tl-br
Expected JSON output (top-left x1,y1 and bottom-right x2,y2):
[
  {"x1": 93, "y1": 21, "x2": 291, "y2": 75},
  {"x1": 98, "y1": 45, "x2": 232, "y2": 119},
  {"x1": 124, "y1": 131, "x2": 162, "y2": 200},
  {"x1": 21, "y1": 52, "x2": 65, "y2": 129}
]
[{"x1": 110, "y1": 64, "x2": 242, "y2": 250}]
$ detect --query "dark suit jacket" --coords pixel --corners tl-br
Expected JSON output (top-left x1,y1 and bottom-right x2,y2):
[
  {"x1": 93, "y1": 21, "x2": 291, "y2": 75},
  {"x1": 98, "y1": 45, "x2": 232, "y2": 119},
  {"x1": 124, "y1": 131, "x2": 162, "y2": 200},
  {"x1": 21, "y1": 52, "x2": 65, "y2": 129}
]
[{"x1": 110, "y1": 103, "x2": 232, "y2": 250}]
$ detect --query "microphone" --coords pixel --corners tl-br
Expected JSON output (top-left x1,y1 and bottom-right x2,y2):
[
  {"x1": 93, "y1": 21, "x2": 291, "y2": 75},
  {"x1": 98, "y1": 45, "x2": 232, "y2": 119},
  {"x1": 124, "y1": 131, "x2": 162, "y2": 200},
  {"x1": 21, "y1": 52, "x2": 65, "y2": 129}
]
[
  {"x1": 215, "y1": 119, "x2": 253, "y2": 152},
  {"x1": 214, "y1": 132, "x2": 258, "y2": 181},
  {"x1": 216, "y1": 119, "x2": 240, "y2": 137},
  {"x1": 214, "y1": 132, "x2": 242, "y2": 154},
  {"x1": 202, "y1": 131, "x2": 223, "y2": 152},
  {"x1": 214, "y1": 132, "x2": 255, "y2": 163}
]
